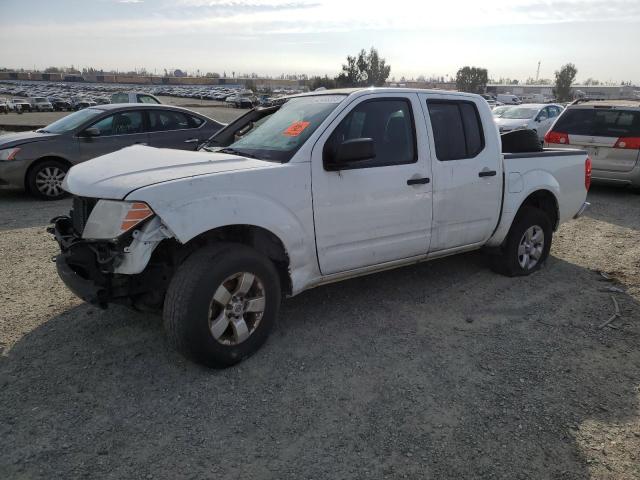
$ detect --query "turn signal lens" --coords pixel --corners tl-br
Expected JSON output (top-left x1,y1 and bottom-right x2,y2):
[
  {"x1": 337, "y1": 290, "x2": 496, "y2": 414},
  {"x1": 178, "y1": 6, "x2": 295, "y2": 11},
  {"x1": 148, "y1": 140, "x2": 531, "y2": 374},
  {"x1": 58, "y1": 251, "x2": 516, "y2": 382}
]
[
  {"x1": 120, "y1": 202, "x2": 154, "y2": 231},
  {"x1": 544, "y1": 131, "x2": 569, "y2": 145},
  {"x1": 585, "y1": 157, "x2": 592, "y2": 191}
]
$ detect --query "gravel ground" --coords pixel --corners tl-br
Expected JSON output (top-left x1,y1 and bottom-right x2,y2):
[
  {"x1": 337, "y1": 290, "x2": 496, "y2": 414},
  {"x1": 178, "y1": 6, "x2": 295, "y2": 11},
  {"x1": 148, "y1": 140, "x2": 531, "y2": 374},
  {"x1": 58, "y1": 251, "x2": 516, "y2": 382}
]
[{"x1": 0, "y1": 185, "x2": 639, "y2": 479}]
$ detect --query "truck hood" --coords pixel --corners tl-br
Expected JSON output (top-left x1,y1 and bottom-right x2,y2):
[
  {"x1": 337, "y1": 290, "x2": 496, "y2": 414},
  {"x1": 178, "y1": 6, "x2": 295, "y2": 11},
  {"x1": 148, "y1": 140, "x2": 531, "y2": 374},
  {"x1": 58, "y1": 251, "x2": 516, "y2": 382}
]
[
  {"x1": 0, "y1": 130, "x2": 58, "y2": 148},
  {"x1": 63, "y1": 145, "x2": 276, "y2": 199}
]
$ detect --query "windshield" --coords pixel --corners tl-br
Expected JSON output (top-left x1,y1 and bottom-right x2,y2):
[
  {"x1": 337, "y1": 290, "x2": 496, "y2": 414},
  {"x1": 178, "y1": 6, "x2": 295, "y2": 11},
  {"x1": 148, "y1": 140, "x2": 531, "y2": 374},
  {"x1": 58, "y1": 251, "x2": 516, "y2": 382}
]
[
  {"x1": 492, "y1": 106, "x2": 510, "y2": 117},
  {"x1": 226, "y1": 95, "x2": 346, "y2": 162},
  {"x1": 42, "y1": 108, "x2": 103, "y2": 133},
  {"x1": 500, "y1": 107, "x2": 538, "y2": 120}
]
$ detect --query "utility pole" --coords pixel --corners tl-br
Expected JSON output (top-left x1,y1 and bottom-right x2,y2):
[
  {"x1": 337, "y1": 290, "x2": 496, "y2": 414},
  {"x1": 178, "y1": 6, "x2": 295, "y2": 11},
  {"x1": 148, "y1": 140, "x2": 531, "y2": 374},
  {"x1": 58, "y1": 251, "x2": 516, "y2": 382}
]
[{"x1": 535, "y1": 61, "x2": 541, "y2": 82}]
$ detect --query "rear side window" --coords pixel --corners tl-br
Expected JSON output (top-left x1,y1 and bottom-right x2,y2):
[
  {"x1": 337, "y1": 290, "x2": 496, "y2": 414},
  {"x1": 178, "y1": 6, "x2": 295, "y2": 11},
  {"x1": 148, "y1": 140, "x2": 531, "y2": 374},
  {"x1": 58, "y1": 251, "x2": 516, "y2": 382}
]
[
  {"x1": 111, "y1": 93, "x2": 128, "y2": 103},
  {"x1": 138, "y1": 94, "x2": 160, "y2": 104},
  {"x1": 554, "y1": 108, "x2": 640, "y2": 137},
  {"x1": 148, "y1": 110, "x2": 192, "y2": 131},
  {"x1": 427, "y1": 100, "x2": 485, "y2": 160}
]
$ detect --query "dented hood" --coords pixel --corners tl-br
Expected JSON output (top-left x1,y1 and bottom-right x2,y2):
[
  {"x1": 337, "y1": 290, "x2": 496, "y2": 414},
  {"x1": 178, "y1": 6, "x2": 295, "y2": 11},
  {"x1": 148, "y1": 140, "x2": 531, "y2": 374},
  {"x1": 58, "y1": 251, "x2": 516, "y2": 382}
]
[{"x1": 63, "y1": 145, "x2": 273, "y2": 199}]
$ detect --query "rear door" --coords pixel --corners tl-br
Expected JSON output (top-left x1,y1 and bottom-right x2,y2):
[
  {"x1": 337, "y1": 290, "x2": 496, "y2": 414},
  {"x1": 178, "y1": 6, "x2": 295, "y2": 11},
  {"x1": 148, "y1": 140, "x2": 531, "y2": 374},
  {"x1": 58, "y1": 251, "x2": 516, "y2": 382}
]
[
  {"x1": 419, "y1": 94, "x2": 502, "y2": 252},
  {"x1": 552, "y1": 107, "x2": 640, "y2": 172},
  {"x1": 147, "y1": 109, "x2": 205, "y2": 151},
  {"x1": 77, "y1": 109, "x2": 148, "y2": 161}
]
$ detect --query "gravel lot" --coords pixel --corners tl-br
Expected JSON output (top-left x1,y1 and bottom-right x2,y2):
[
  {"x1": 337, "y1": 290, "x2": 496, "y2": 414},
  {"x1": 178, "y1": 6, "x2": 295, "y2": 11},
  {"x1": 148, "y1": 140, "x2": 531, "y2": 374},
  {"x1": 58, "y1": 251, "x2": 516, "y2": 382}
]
[{"x1": 0, "y1": 184, "x2": 639, "y2": 479}]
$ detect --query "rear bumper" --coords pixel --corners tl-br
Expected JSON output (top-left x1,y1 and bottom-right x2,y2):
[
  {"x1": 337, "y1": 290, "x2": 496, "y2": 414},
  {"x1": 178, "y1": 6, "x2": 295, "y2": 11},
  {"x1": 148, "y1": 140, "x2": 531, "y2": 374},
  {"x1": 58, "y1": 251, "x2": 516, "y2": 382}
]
[
  {"x1": 574, "y1": 201, "x2": 590, "y2": 219},
  {"x1": 592, "y1": 165, "x2": 640, "y2": 187}
]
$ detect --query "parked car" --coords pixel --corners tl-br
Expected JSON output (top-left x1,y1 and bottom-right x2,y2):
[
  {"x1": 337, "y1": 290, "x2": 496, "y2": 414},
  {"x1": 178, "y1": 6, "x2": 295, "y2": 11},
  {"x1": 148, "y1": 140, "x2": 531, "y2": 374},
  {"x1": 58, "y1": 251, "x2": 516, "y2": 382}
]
[
  {"x1": 496, "y1": 94, "x2": 522, "y2": 105},
  {"x1": 48, "y1": 98, "x2": 73, "y2": 111},
  {"x1": 111, "y1": 92, "x2": 161, "y2": 104},
  {"x1": 9, "y1": 98, "x2": 31, "y2": 112},
  {"x1": 494, "y1": 104, "x2": 564, "y2": 142},
  {"x1": 492, "y1": 105, "x2": 511, "y2": 117},
  {"x1": 545, "y1": 99, "x2": 640, "y2": 189},
  {"x1": 0, "y1": 104, "x2": 224, "y2": 199},
  {"x1": 0, "y1": 98, "x2": 9, "y2": 114},
  {"x1": 49, "y1": 88, "x2": 590, "y2": 367},
  {"x1": 28, "y1": 97, "x2": 54, "y2": 112},
  {"x1": 71, "y1": 98, "x2": 97, "y2": 110}
]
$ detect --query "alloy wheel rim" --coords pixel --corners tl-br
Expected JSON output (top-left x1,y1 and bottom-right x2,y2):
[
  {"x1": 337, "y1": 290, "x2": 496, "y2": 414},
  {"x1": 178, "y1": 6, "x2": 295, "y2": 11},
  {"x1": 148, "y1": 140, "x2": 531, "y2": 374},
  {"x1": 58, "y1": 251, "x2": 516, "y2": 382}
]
[
  {"x1": 35, "y1": 166, "x2": 66, "y2": 197},
  {"x1": 208, "y1": 272, "x2": 266, "y2": 345},
  {"x1": 517, "y1": 225, "x2": 544, "y2": 270}
]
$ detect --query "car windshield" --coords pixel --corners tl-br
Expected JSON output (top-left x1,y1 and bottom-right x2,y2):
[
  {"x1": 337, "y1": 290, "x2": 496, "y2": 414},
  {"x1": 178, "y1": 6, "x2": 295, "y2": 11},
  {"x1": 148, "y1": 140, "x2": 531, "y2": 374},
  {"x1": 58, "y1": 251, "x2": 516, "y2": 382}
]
[
  {"x1": 41, "y1": 108, "x2": 103, "y2": 133},
  {"x1": 225, "y1": 95, "x2": 346, "y2": 162},
  {"x1": 492, "y1": 106, "x2": 510, "y2": 117},
  {"x1": 500, "y1": 107, "x2": 538, "y2": 119}
]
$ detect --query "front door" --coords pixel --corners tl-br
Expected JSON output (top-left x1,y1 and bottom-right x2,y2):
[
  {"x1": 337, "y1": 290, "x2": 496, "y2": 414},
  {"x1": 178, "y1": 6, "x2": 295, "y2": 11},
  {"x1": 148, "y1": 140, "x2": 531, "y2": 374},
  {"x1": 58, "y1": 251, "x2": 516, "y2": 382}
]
[
  {"x1": 311, "y1": 94, "x2": 433, "y2": 275},
  {"x1": 78, "y1": 110, "x2": 148, "y2": 161}
]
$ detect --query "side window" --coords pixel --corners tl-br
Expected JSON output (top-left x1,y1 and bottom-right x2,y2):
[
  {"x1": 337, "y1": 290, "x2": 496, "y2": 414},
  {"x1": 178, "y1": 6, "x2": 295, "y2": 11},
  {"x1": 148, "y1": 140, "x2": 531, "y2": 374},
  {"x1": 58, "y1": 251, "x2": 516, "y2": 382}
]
[
  {"x1": 89, "y1": 111, "x2": 144, "y2": 136},
  {"x1": 537, "y1": 107, "x2": 549, "y2": 121},
  {"x1": 549, "y1": 106, "x2": 561, "y2": 118},
  {"x1": 149, "y1": 110, "x2": 192, "y2": 132},
  {"x1": 427, "y1": 100, "x2": 484, "y2": 161},
  {"x1": 189, "y1": 115, "x2": 204, "y2": 127},
  {"x1": 325, "y1": 98, "x2": 416, "y2": 169},
  {"x1": 138, "y1": 94, "x2": 160, "y2": 104}
]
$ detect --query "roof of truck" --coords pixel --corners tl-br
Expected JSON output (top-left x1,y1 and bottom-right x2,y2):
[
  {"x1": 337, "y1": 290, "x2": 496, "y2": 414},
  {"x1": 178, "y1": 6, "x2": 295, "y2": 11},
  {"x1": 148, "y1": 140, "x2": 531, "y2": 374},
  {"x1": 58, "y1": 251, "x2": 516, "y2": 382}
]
[
  {"x1": 293, "y1": 87, "x2": 480, "y2": 99},
  {"x1": 570, "y1": 99, "x2": 640, "y2": 109}
]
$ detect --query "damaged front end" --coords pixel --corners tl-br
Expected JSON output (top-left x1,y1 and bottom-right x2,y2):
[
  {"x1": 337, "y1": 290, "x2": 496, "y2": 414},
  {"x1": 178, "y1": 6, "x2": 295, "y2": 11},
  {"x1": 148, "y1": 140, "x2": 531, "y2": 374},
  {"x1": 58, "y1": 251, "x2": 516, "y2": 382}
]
[{"x1": 48, "y1": 197, "x2": 174, "y2": 309}]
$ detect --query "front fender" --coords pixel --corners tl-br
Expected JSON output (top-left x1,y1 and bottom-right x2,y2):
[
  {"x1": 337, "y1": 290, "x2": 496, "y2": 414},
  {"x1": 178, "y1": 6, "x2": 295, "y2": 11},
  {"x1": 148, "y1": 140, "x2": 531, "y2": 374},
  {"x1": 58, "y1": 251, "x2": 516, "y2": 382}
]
[{"x1": 125, "y1": 167, "x2": 317, "y2": 294}]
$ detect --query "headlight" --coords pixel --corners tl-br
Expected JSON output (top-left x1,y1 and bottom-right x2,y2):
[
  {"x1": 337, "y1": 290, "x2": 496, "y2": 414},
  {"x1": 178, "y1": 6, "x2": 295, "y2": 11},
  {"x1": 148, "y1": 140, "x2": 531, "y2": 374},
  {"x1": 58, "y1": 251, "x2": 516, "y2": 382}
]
[
  {"x1": 82, "y1": 200, "x2": 154, "y2": 240},
  {"x1": 0, "y1": 147, "x2": 20, "y2": 161}
]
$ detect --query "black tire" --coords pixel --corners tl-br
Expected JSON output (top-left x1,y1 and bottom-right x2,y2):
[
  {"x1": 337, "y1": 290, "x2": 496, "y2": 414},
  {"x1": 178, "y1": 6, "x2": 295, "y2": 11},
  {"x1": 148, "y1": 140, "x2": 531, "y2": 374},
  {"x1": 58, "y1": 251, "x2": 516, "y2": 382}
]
[
  {"x1": 489, "y1": 207, "x2": 552, "y2": 276},
  {"x1": 26, "y1": 159, "x2": 69, "y2": 200},
  {"x1": 163, "y1": 243, "x2": 281, "y2": 368}
]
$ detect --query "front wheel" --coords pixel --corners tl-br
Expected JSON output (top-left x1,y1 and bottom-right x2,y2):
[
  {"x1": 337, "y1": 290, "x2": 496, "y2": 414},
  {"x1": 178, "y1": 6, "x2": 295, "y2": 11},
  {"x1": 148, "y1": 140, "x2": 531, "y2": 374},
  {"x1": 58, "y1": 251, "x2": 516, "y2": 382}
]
[
  {"x1": 163, "y1": 243, "x2": 281, "y2": 367},
  {"x1": 26, "y1": 159, "x2": 69, "y2": 200},
  {"x1": 489, "y1": 207, "x2": 552, "y2": 276}
]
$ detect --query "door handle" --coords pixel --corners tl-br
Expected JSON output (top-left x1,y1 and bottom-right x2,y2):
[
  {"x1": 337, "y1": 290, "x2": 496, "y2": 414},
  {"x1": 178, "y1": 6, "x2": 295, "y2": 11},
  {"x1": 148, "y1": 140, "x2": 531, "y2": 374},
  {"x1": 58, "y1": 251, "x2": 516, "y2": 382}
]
[
  {"x1": 407, "y1": 177, "x2": 430, "y2": 185},
  {"x1": 184, "y1": 138, "x2": 199, "y2": 143},
  {"x1": 478, "y1": 169, "x2": 497, "y2": 177}
]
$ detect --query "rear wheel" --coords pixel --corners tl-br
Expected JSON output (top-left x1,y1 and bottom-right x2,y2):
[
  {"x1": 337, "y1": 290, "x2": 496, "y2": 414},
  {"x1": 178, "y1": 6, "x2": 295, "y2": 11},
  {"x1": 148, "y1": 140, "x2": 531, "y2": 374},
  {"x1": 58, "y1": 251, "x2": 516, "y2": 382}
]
[
  {"x1": 163, "y1": 243, "x2": 281, "y2": 367},
  {"x1": 26, "y1": 159, "x2": 69, "y2": 200},
  {"x1": 490, "y1": 207, "x2": 552, "y2": 276}
]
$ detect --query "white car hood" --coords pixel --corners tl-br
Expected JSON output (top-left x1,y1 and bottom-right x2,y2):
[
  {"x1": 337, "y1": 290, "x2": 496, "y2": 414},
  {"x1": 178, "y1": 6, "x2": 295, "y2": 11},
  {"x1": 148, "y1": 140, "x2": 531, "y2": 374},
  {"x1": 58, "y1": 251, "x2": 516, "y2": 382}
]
[
  {"x1": 495, "y1": 117, "x2": 531, "y2": 130},
  {"x1": 63, "y1": 145, "x2": 275, "y2": 199}
]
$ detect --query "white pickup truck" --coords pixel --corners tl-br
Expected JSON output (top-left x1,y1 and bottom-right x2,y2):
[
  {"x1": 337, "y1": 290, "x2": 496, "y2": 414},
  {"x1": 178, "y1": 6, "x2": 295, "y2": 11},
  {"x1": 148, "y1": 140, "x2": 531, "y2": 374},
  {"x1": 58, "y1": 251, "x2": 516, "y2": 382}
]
[{"x1": 50, "y1": 88, "x2": 590, "y2": 367}]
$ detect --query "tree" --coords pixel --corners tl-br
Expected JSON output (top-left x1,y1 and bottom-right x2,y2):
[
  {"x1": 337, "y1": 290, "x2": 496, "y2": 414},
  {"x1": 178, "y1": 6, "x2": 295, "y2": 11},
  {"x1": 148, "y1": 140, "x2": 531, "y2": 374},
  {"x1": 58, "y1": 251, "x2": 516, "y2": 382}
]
[
  {"x1": 455, "y1": 66, "x2": 488, "y2": 94},
  {"x1": 310, "y1": 75, "x2": 336, "y2": 90},
  {"x1": 554, "y1": 63, "x2": 577, "y2": 102},
  {"x1": 335, "y1": 47, "x2": 391, "y2": 87}
]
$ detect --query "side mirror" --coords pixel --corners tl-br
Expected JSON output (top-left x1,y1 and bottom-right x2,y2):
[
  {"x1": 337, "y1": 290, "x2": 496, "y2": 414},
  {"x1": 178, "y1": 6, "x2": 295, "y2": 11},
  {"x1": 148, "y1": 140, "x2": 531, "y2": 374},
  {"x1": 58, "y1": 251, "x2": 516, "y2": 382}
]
[
  {"x1": 325, "y1": 138, "x2": 376, "y2": 170},
  {"x1": 83, "y1": 127, "x2": 100, "y2": 137}
]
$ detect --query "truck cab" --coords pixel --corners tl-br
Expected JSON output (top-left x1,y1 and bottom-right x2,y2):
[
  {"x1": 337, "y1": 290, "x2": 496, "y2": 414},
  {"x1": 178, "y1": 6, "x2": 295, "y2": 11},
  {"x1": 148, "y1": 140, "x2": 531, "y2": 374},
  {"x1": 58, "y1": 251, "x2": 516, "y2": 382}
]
[{"x1": 51, "y1": 88, "x2": 589, "y2": 367}]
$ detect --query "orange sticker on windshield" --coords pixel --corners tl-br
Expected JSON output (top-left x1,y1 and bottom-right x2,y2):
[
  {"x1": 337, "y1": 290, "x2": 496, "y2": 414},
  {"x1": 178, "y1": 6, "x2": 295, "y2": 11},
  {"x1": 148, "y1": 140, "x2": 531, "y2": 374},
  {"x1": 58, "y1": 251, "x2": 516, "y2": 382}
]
[{"x1": 283, "y1": 121, "x2": 310, "y2": 137}]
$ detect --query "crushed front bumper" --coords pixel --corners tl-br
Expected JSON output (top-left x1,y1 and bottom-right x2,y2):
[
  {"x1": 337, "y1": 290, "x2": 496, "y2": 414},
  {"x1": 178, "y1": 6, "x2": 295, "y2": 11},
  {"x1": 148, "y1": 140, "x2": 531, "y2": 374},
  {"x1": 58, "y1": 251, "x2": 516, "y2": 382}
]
[{"x1": 49, "y1": 216, "x2": 128, "y2": 307}]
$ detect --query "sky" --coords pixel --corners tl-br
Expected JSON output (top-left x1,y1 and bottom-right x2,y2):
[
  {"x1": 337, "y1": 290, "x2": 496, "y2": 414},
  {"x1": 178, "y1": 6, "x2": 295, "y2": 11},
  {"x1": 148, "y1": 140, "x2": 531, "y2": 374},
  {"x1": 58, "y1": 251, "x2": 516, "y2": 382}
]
[{"x1": 1, "y1": 0, "x2": 639, "y2": 83}]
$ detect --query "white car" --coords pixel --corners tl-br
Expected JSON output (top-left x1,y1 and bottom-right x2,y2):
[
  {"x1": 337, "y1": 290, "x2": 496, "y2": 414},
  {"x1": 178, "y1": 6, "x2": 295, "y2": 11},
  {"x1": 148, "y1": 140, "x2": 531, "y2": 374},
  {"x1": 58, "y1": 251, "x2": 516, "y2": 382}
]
[
  {"x1": 495, "y1": 104, "x2": 565, "y2": 142},
  {"x1": 28, "y1": 97, "x2": 54, "y2": 112},
  {"x1": 51, "y1": 88, "x2": 589, "y2": 367}
]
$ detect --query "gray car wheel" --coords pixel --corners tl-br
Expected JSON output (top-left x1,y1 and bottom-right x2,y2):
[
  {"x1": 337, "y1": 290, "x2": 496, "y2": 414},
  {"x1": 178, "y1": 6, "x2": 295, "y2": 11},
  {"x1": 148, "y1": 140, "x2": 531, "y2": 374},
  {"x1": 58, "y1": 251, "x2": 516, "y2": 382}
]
[{"x1": 27, "y1": 160, "x2": 69, "y2": 200}]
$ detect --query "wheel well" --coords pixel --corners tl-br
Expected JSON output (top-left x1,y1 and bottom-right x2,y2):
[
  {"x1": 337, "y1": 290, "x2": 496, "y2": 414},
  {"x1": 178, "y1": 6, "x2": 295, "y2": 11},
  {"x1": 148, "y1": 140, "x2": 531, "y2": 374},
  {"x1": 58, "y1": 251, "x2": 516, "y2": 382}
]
[
  {"x1": 517, "y1": 190, "x2": 559, "y2": 230},
  {"x1": 24, "y1": 156, "x2": 72, "y2": 190},
  {"x1": 183, "y1": 225, "x2": 292, "y2": 295}
]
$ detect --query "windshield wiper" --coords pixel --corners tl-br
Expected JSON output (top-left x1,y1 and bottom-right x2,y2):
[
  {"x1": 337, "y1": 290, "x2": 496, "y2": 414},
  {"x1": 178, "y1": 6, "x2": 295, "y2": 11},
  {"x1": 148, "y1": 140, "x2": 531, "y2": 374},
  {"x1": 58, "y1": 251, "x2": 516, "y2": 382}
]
[
  {"x1": 36, "y1": 129, "x2": 51, "y2": 133},
  {"x1": 218, "y1": 147, "x2": 260, "y2": 159}
]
